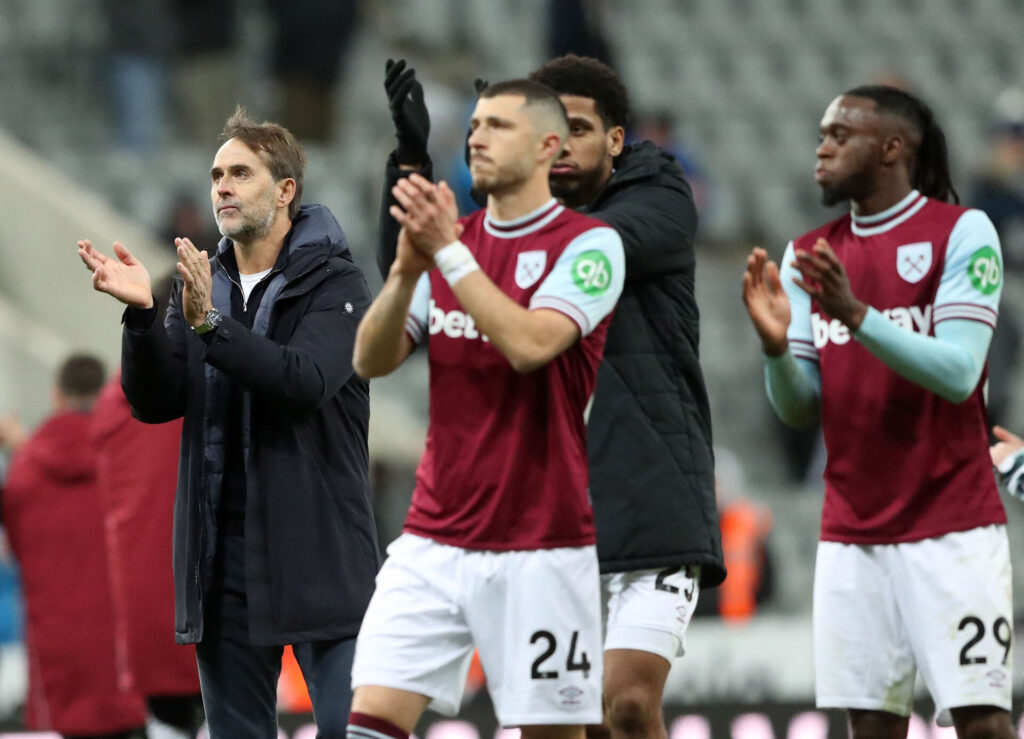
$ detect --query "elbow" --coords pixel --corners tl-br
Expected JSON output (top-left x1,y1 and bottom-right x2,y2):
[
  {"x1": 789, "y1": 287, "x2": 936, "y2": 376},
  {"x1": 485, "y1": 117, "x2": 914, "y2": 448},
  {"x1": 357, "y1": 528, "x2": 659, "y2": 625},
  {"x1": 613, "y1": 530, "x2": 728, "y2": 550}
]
[
  {"x1": 936, "y1": 363, "x2": 983, "y2": 404},
  {"x1": 938, "y1": 383, "x2": 975, "y2": 405},
  {"x1": 129, "y1": 404, "x2": 182, "y2": 425},
  {"x1": 773, "y1": 400, "x2": 820, "y2": 431},
  {"x1": 780, "y1": 410, "x2": 820, "y2": 431},
  {"x1": 352, "y1": 354, "x2": 379, "y2": 380},
  {"x1": 509, "y1": 357, "x2": 547, "y2": 374},
  {"x1": 506, "y1": 345, "x2": 554, "y2": 374},
  {"x1": 352, "y1": 346, "x2": 396, "y2": 380},
  {"x1": 352, "y1": 349, "x2": 370, "y2": 379}
]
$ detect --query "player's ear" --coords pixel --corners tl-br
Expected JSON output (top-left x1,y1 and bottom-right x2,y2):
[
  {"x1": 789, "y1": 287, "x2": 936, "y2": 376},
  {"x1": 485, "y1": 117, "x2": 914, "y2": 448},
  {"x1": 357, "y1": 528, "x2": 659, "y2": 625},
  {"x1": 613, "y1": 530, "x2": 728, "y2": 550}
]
[
  {"x1": 880, "y1": 134, "x2": 905, "y2": 166},
  {"x1": 607, "y1": 125, "x2": 625, "y2": 157},
  {"x1": 539, "y1": 132, "x2": 563, "y2": 164}
]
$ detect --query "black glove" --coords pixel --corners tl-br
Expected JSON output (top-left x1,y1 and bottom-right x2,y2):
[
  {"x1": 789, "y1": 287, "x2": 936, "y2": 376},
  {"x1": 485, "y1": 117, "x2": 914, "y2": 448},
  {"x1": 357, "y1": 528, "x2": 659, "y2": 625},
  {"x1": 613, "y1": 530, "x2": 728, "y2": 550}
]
[
  {"x1": 473, "y1": 77, "x2": 489, "y2": 96},
  {"x1": 385, "y1": 58, "x2": 430, "y2": 165}
]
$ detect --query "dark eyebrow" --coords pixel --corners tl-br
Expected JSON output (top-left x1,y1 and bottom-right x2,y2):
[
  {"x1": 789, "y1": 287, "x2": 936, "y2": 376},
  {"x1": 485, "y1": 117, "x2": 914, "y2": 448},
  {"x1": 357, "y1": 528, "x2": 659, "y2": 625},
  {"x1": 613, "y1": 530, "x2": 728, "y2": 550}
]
[
  {"x1": 568, "y1": 116, "x2": 595, "y2": 130},
  {"x1": 471, "y1": 114, "x2": 515, "y2": 128},
  {"x1": 211, "y1": 163, "x2": 253, "y2": 178}
]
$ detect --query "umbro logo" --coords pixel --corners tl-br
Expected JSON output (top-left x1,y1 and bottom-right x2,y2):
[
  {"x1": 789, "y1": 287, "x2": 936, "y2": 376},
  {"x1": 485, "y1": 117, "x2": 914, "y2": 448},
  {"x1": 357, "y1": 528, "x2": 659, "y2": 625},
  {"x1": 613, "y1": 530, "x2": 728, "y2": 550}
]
[
  {"x1": 987, "y1": 668, "x2": 1007, "y2": 689},
  {"x1": 559, "y1": 685, "x2": 584, "y2": 705}
]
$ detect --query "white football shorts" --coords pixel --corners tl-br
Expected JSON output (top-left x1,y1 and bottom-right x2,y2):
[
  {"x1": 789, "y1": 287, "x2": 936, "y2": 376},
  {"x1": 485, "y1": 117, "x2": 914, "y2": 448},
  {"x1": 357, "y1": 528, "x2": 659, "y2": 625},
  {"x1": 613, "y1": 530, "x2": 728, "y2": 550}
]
[
  {"x1": 351, "y1": 533, "x2": 603, "y2": 727},
  {"x1": 601, "y1": 566, "x2": 701, "y2": 663},
  {"x1": 814, "y1": 524, "x2": 1013, "y2": 722}
]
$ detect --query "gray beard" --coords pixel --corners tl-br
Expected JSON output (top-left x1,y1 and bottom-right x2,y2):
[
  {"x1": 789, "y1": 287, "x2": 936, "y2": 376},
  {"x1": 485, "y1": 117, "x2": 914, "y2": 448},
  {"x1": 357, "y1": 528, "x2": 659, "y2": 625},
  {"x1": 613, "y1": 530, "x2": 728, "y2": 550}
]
[{"x1": 216, "y1": 197, "x2": 276, "y2": 243}]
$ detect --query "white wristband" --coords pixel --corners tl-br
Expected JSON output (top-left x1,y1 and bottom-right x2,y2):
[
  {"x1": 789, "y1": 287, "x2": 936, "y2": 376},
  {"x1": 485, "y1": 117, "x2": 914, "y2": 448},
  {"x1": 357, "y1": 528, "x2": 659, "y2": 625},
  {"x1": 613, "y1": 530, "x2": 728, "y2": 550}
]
[{"x1": 434, "y1": 240, "x2": 480, "y2": 287}]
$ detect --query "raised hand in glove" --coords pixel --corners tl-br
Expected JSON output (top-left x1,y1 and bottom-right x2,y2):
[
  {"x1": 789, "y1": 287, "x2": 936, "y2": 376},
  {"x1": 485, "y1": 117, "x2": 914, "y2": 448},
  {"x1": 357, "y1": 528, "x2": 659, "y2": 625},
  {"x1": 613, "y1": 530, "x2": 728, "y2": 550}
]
[{"x1": 385, "y1": 58, "x2": 430, "y2": 165}]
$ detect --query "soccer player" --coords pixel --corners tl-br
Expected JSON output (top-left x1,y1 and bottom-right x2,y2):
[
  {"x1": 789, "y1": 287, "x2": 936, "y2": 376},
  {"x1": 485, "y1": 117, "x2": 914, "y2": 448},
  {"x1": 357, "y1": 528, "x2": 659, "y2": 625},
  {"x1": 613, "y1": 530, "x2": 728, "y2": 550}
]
[
  {"x1": 742, "y1": 85, "x2": 1014, "y2": 738},
  {"x1": 380, "y1": 55, "x2": 724, "y2": 739},
  {"x1": 991, "y1": 425, "x2": 1024, "y2": 499},
  {"x1": 348, "y1": 79, "x2": 624, "y2": 739}
]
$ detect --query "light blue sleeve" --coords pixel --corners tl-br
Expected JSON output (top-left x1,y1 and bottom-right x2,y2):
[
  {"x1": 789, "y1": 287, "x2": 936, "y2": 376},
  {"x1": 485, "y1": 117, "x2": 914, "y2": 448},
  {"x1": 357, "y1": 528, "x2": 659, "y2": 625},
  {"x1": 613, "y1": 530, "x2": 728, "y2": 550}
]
[
  {"x1": 852, "y1": 210, "x2": 1002, "y2": 403},
  {"x1": 764, "y1": 352, "x2": 822, "y2": 429},
  {"x1": 853, "y1": 310, "x2": 993, "y2": 403},
  {"x1": 780, "y1": 241, "x2": 819, "y2": 363},
  {"x1": 762, "y1": 241, "x2": 822, "y2": 428},
  {"x1": 530, "y1": 226, "x2": 625, "y2": 336},
  {"x1": 933, "y1": 209, "x2": 1002, "y2": 328},
  {"x1": 405, "y1": 272, "x2": 432, "y2": 345}
]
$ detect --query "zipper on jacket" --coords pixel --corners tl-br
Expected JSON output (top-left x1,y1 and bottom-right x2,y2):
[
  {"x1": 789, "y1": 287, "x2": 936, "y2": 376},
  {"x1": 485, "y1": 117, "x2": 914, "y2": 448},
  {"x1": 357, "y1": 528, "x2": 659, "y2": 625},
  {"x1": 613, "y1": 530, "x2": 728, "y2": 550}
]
[{"x1": 230, "y1": 266, "x2": 287, "y2": 313}]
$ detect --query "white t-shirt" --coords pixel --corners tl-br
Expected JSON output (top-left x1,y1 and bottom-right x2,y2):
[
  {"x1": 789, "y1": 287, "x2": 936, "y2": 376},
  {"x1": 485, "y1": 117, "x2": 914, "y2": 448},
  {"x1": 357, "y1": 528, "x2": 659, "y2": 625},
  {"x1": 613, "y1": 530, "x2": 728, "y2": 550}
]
[{"x1": 239, "y1": 267, "x2": 273, "y2": 303}]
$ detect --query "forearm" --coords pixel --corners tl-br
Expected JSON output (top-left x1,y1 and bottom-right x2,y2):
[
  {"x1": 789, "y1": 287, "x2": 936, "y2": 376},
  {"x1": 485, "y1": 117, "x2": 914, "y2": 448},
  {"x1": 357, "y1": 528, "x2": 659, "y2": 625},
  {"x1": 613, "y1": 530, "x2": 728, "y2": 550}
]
[
  {"x1": 201, "y1": 317, "x2": 345, "y2": 412},
  {"x1": 377, "y1": 152, "x2": 434, "y2": 277},
  {"x1": 451, "y1": 271, "x2": 571, "y2": 373},
  {"x1": 853, "y1": 309, "x2": 989, "y2": 403},
  {"x1": 121, "y1": 304, "x2": 187, "y2": 422},
  {"x1": 353, "y1": 271, "x2": 419, "y2": 378},
  {"x1": 764, "y1": 352, "x2": 821, "y2": 429}
]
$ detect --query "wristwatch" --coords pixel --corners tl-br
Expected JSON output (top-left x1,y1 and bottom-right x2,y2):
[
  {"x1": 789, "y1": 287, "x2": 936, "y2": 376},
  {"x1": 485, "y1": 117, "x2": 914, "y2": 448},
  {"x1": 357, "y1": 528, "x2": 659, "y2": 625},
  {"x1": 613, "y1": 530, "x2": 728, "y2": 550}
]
[{"x1": 193, "y1": 307, "x2": 223, "y2": 335}]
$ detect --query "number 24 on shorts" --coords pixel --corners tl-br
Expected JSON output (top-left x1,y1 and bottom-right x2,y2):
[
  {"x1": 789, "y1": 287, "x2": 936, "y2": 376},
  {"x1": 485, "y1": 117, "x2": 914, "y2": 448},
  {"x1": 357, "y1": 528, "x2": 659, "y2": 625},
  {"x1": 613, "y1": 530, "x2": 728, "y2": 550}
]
[{"x1": 530, "y1": 629, "x2": 592, "y2": 679}]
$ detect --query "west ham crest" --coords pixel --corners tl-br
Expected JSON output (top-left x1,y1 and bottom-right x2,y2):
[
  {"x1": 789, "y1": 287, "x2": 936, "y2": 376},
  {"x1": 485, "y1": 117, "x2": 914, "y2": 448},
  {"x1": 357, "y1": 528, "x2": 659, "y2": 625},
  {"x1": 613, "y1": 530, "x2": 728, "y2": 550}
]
[
  {"x1": 896, "y1": 242, "x2": 932, "y2": 283},
  {"x1": 515, "y1": 250, "x2": 547, "y2": 289}
]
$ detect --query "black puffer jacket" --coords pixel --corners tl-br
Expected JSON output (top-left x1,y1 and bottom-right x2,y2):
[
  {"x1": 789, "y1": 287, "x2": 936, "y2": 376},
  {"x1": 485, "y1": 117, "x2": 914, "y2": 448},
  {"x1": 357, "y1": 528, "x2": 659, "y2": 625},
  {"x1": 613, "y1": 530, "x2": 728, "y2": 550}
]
[
  {"x1": 123, "y1": 204, "x2": 380, "y2": 645},
  {"x1": 377, "y1": 144, "x2": 724, "y2": 587},
  {"x1": 583, "y1": 142, "x2": 723, "y2": 586}
]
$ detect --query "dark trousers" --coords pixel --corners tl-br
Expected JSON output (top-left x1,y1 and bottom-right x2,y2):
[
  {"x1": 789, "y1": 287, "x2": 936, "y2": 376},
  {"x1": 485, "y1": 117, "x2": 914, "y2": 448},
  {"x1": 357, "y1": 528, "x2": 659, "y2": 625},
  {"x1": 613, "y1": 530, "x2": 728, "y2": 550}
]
[{"x1": 196, "y1": 533, "x2": 355, "y2": 739}]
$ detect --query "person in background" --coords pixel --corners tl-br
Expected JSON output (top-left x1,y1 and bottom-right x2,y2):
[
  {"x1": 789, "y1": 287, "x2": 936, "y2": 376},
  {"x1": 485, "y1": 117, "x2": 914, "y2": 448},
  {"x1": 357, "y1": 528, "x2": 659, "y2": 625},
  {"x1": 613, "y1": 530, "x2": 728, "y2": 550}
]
[
  {"x1": 1, "y1": 354, "x2": 147, "y2": 739},
  {"x1": 990, "y1": 425, "x2": 1024, "y2": 499},
  {"x1": 90, "y1": 274, "x2": 204, "y2": 739},
  {"x1": 969, "y1": 87, "x2": 1024, "y2": 430},
  {"x1": 693, "y1": 449, "x2": 774, "y2": 623}
]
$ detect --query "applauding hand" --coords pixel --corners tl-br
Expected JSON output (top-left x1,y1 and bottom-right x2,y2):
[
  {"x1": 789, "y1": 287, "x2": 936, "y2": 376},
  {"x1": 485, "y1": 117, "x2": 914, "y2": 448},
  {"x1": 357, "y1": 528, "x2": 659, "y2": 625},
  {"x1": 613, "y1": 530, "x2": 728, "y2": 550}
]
[{"x1": 77, "y1": 239, "x2": 153, "y2": 309}]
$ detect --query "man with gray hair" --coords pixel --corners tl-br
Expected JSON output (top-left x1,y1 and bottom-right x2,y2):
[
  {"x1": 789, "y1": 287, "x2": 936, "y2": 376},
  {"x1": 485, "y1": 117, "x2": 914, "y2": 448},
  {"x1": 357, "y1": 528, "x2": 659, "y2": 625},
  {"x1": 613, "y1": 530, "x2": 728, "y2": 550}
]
[{"x1": 78, "y1": 109, "x2": 378, "y2": 738}]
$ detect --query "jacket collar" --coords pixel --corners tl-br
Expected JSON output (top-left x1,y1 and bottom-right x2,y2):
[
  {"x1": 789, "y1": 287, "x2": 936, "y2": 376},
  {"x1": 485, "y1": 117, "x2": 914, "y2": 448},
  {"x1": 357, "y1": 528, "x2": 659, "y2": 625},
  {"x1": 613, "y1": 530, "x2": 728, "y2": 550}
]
[
  {"x1": 212, "y1": 204, "x2": 350, "y2": 282},
  {"x1": 585, "y1": 141, "x2": 684, "y2": 210}
]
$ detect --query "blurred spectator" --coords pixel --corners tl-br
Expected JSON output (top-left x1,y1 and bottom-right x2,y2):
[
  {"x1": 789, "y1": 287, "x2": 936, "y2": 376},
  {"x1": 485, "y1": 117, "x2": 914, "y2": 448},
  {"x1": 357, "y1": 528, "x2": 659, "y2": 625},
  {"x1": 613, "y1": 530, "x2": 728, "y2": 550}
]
[
  {"x1": 631, "y1": 110, "x2": 710, "y2": 214},
  {"x1": 547, "y1": 0, "x2": 614, "y2": 65},
  {"x1": 694, "y1": 449, "x2": 775, "y2": 622},
  {"x1": 0, "y1": 355, "x2": 147, "y2": 738},
  {"x1": 969, "y1": 87, "x2": 1024, "y2": 429},
  {"x1": 0, "y1": 530, "x2": 24, "y2": 722},
  {"x1": 266, "y1": 0, "x2": 360, "y2": 142},
  {"x1": 102, "y1": 0, "x2": 174, "y2": 150},
  {"x1": 91, "y1": 348, "x2": 204, "y2": 736},
  {"x1": 171, "y1": 0, "x2": 239, "y2": 143},
  {"x1": 161, "y1": 194, "x2": 222, "y2": 253}
]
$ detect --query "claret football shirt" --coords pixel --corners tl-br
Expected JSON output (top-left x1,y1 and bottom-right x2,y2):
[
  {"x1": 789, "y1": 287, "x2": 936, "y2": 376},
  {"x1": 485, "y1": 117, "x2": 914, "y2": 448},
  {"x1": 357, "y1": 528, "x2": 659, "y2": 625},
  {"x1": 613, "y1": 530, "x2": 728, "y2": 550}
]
[
  {"x1": 782, "y1": 190, "x2": 1006, "y2": 543},
  {"x1": 404, "y1": 199, "x2": 625, "y2": 550}
]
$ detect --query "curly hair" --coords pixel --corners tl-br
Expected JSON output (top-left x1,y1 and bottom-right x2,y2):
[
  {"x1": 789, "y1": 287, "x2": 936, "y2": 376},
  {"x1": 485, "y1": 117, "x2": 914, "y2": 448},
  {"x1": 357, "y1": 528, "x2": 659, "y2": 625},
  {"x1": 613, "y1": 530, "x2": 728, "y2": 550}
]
[{"x1": 529, "y1": 54, "x2": 631, "y2": 130}]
